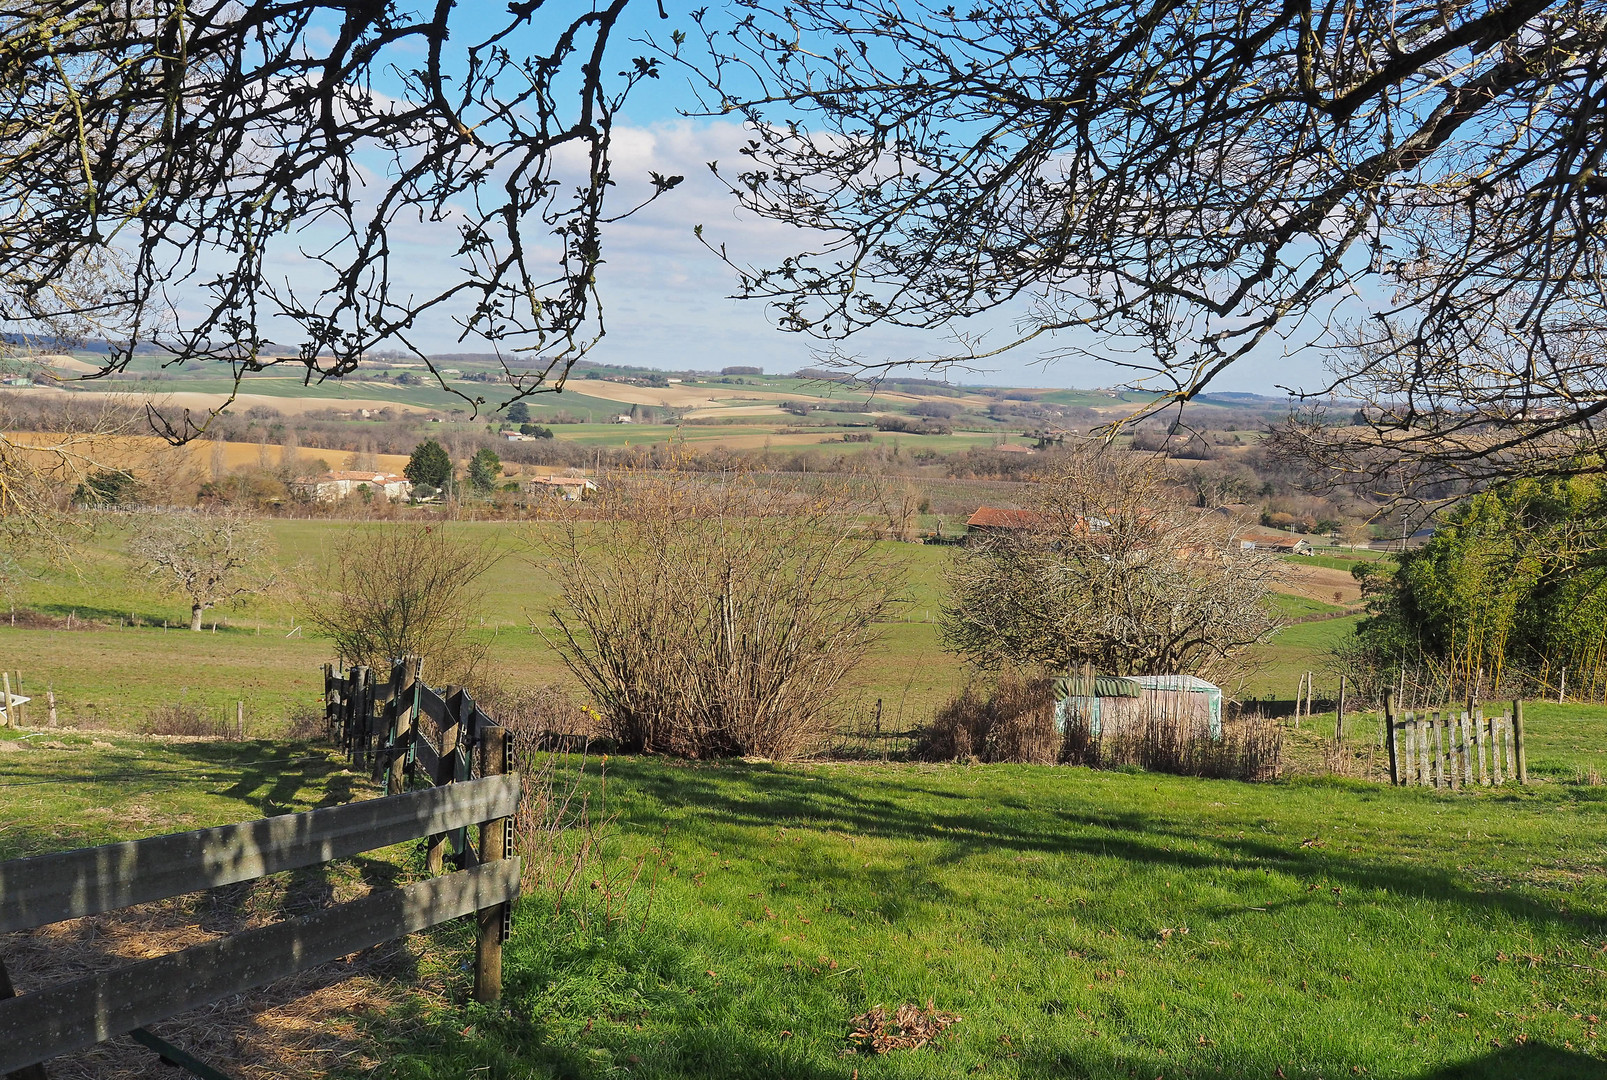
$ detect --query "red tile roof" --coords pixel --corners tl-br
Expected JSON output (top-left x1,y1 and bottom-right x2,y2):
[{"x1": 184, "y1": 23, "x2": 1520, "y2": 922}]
[{"x1": 965, "y1": 506, "x2": 1042, "y2": 530}]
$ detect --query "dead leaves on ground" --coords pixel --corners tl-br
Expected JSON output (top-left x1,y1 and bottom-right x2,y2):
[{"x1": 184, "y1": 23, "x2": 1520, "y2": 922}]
[{"x1": 848, "y1": 1000, "x2": 962, "y2": 1054}]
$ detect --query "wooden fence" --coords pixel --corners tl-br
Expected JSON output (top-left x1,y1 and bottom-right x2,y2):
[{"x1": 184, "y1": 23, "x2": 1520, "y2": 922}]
[
  {"x1": 0, "y1": 659, "x2": 524, "y2": 1078},
  {"x1": 1384, "y1": 693, "x2": 1528, "y2": 788},
  {"x1": 826, "y1": 700, "x2": 919, "y2": 759}
]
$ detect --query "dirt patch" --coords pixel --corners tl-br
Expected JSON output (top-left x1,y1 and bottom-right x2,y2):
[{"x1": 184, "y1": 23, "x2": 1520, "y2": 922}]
[
  {"x1": 1274, "y1": 561, "x2": 1363, "y2": 605},
  {"x1": 3, "y1": 864, "x2": 460, "y2": 1078},
  {"x1": 0, "y1": 609, "x2": 97, "y2": 630}
]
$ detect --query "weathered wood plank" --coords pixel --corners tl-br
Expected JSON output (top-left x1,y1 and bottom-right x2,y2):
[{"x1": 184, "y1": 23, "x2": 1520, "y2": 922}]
[
  {"x1": 0, "y1": 775, "x2": 519, "y2": 933},
  {"x1": 417, "y1": 684, "x2": 448, "y2": 727},
  {"x1": 0, "y1": 860, "x2": 522, "y2": 1072}
]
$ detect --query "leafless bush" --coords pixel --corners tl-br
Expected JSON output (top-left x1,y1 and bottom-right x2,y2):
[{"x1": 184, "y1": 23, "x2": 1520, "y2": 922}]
[
  {"x1": 308, "y1": 524, "x2": 500, "y2": 686},
  {"x1": 284, "y1": 703, "x2": 327, "y2": 742},
  {"x1": 539, "y1": 471, "x2": 905, "y2": 760},
  {"x1": 469, "y1": 682, "x2": 598, "y2": 747},
  {"x1": 916, "y1": 669, "x2": 1061, "y2": 764}
]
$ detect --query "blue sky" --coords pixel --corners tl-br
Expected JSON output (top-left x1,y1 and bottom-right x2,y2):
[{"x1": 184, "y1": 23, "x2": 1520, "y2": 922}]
[{"x1": 250, "y1": 3, "x2": 1335, "y2": 395}]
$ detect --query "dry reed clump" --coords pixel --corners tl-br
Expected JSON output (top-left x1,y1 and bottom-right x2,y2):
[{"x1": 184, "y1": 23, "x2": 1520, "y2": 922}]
[
  {"x1": 1063, "y1": 710, "x2": 1282, "y2": 781},
  {"x1": 465, "y1": 682, "x2": 655, "y2": 927},
  {"x1": 916, "y1": 670, "x2": 1061, "y2": 764},
  {"x1": 138, "y1": 702, "x2": 236, "y2": 739},
  {"x1": 1, "y1": 864, "x2": 444, "y2": 1079}
]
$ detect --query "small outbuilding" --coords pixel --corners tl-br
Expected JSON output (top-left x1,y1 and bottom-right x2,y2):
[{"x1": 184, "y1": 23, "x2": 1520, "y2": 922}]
[
  {"x1": 521, "y1": 475, "x2": 597, "y2": 501},
  {"x1": 1054, "y1": 673, "x2": 1223, "y2": 740},
  {"x1": 290, "y1": 471, "x2": 412, "y2": 502}
]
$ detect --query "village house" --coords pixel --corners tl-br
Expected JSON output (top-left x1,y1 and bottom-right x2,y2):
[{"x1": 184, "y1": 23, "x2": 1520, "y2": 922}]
[
  {"x1": 290, "y1": 470, "x2": 412, "y2": 502},
  {"x1": 521, "y1": 475, "x2": 597, "y2": 501},
  {"x1": 1235, "y1": 530, "x2": 1314, "y2": 555},
  {"x1": 964, "y1": 506, "x2": 1043, "y2": 538}
]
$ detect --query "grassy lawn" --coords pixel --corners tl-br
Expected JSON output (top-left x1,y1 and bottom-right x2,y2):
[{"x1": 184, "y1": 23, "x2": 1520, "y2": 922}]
[
  {"x1": 6, "y1": 732, "x2": 1604, "y2": 1079},
  {"x1": 358, "y1": 755, "x2": 1607, "y2": 1079}
]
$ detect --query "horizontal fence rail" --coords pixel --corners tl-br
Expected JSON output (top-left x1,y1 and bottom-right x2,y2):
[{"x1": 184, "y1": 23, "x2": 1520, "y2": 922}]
[
  {"x1": 2, "y1": 659, "x2": 522, "y2": 1078},
  {"x1": 0, "y1": 861, "x2": 520, "y2": 1073},
  {"x1": 0, "y1": 775, "x2": 519, "y2": 935}
]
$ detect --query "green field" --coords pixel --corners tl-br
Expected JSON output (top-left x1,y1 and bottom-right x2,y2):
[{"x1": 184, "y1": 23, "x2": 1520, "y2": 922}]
[
  {"x1": 2, "y1": 519, "x2": 965, "y2": 730},
  {"x1": 5, "y1": 731, "x2": 1606, "y2": 1078},
  {"x1": 3, "y1": 515, "x2": 1396, "y2": 730}
]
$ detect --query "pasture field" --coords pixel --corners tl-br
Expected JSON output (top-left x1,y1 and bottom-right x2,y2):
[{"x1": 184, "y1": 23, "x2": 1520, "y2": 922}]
[
  {"x1": 2, "y1": 518, "x2": 964, "y2": 730},
  {"x1": 3, "y1": 516, "x2": 1396, "y2": 730},
  {"x1": 3, "y1": 730, "x2": 1605, "y2": 1078}
]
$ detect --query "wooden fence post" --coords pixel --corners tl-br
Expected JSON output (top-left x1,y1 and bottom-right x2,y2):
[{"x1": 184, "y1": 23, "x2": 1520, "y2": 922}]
[
  {"x1": 475, "y1": 725, "x2": 511, "y2": 1003},
  {"x1": 1431, "y1": 711, "x2": 1445, "y2": 789},
  {"x1": 1475, "y1": 707, "x2": 1488, "y2": 785},
  {"x1": 1417, "y1": 714, "x2": 1431, "y2": 786},
  {"x1": 426, "y1": 687, "x2": 463, "y2": 875},
  {"x1": 46, "y1": 689, "x2": 56, "y2": 729},
  {"x1": 1513, "y1": 699, "x2": 1528, "y2": 785},
  {"x1": 388, "y1": 655, "x2": 422, "y2": 796},
  {"x1": 1488, "y1": 712, "x2": 1503, "y2": 785},
  {"x1": 1385, "y1": 690, "x2": 1399, "y2": 785},
  {"x1": 349, "y1": 666, "x2": 369, "y2": 769},
  {"x1": 1335, "y1": 676, "x2": 1346, "y2": 746},
  {"x1": 1503, "y1": 712, "x2": 1516, "y2": 785},
  {"x1": 1460, "y1": 713, "x2": 1473, "y2": 787}
]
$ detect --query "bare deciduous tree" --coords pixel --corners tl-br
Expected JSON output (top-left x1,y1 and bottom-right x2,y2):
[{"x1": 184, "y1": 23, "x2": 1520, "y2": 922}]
[
  {"x1": 128, "y1": 509, "x2": 275, "y2": 630},
  {"x1": 1, "y1": 1, "x2": 682, "y2": 435},
  {"x1": 941, "y1": 449, "x2": 1283, "y2": 680},
  {"x1": 668, "y1": 1, "x2": 1607, "y2": 480},
  {"x1": 539, "y1": 472, "x2": 905, "y2": 760},
  {"x1": 308, "y1": 524, "x2": 500, "y2": 684}
]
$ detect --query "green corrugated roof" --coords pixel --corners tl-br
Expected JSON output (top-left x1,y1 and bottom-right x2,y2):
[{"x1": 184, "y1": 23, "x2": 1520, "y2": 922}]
[{"x1": 1053, "y1": 674, "x2": 1142, "y2": 700}]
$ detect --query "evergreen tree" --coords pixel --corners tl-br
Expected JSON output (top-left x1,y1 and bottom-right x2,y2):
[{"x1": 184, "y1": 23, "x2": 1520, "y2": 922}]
[
  {"x1": 405, "y1": 440, "x2": 452, "y2": 492},
  {"x1": 506, "y1": 401, "x2": 531, "y2": 424},
  {"x1": 467, "y1": 448, "x2": 503, "y2": 492}
]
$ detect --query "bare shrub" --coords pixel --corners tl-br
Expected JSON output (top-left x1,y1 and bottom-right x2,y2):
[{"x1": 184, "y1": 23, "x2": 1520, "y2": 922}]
[
  {"x1": 917, "y1": 669, "x2": 1060, "y2": 764},
  {"x1": 539, "y1": 471, "x2": 905, "y2": 760},
  {"x1": 284, "y1": 703, "x2": 327, "y2": 741},
  {"x1": 468, "y1": 681, "x2": 597, "y2": 747},
  {"x1": 308, "y1": 524, "x2": 499, "y2": 685}
]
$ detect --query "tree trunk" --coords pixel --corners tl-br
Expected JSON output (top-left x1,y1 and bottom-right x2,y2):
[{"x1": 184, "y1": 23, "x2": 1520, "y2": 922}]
[{"x1": 191, "y1": 604, "x2": 205, "y2": 631}]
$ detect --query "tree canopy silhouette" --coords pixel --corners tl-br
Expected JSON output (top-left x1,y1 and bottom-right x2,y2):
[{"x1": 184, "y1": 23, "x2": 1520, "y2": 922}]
[
  {"x1": 675, "y1": 0, "x2": 1607, "y2": 487},
  {"x1": 1, "y1": 0, "x2": 682, "y2": 439}
]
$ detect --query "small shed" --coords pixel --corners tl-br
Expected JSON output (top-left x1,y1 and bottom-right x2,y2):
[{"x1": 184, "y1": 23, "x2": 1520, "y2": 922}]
[{"x1": 1054, "y1": 673, "x2": 1223, "y2": 740}]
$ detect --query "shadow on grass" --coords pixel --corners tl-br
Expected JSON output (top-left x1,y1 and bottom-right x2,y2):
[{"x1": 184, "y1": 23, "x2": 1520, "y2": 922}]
[
  {"x1": 613, "y1": 760, "x2": 1607, "y2": 937},
  {"x1": 1009, "y1": 1041, "x2": 1605, "y2": 1080}
]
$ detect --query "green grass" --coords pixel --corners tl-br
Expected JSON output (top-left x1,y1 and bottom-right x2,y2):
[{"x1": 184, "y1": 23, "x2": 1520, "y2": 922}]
[
  {"x1": 0, "y1": 730, "x2": 369, "y2": 860},
  {"x1": 6, "y1": 715, "x2": 1607, "y2": 1077},
  {"x1": 1242, "y1": 615, "x2": 1363, "y2": 698},
  {"x1": 1288, "y1": 552, "x2": 1396, "y2": 573},
  {"x1": 4, "y1": 520, "x2": 966, "y2": 730},
  {"x1": 354, "y1": 755, "x2": 1607, "y2": 1079},
  {"x1": 1267, "y1": 593, "x2": 1348, "y2": 620},
  {"x1": 7, "y1": 513, "x2": 1392, "y2": 726}
]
